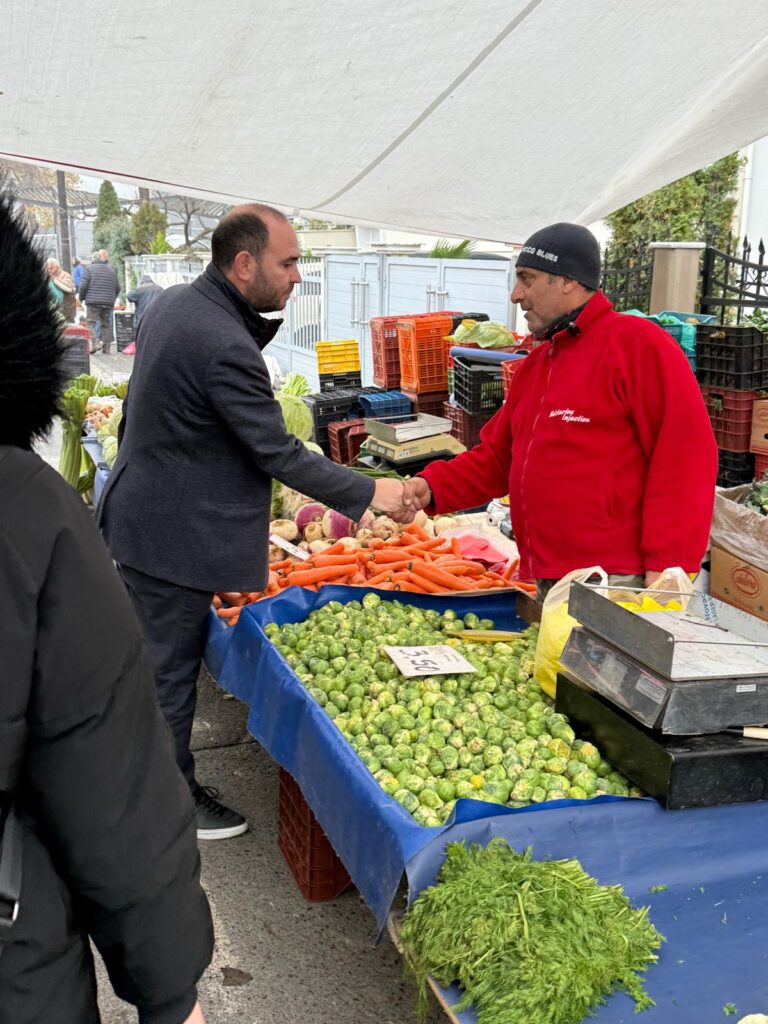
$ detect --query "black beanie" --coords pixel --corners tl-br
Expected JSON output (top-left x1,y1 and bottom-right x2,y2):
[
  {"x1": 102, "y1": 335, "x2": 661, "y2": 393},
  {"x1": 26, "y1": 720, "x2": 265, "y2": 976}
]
[{"x1": 516, "y1": 222, "x2": 601, "y2": 290}]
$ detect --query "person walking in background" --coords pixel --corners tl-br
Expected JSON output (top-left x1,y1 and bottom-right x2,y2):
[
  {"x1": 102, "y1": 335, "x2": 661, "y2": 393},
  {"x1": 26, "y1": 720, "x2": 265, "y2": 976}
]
[
  {"x1": 78, "y1": 248, "x2": 119, "y2": 353},
  {"x1": 45, "y1": 258, "x2": 77, "y2": 321},
  {"x1": 72, "y1": 256, "x2": 85, "y2": 289},
  {"x1": 0, "y1": 192, "x2": 212, "y2": 1024},
  {"x1": 127, "y1": 273, "x2": 163, "y2": 332}
]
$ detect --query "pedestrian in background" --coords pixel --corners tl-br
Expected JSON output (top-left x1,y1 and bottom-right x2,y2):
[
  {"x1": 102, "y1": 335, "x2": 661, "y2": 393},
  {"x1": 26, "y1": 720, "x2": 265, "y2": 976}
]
[
  {"x1": 78, "y1": 248, "x2": 119, "y2": 353},
  {"x1": 45, "y1": 258, "x2": 77, "y2": 321},
  {"x1": 127, "y1": 273, "x2": 163, "y2": 332}
]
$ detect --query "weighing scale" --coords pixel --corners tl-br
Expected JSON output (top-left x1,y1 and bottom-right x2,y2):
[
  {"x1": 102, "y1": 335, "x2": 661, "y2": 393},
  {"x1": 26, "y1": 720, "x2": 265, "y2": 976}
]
[
  {"x1": 360, "y1": 414, "x2": 466, "y2": 469},
  {"x1": 556, "y1": 583, "x2": 768, "y2": 808}
]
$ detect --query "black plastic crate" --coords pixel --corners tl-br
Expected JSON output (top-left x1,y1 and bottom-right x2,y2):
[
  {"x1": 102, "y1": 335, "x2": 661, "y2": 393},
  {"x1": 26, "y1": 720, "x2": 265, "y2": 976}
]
[
  {"x1": 303, "y1": 389, "x2": 362, "y2": 453},
  {"x1": 453, "y1": 356, "x2": 505, "y2": 414},
  {"x1": 695, "y1": 324, "x2": 768, "y2": 389},
  {"x1": 451, "y1": 312, "x2": 490, "y2": 332},
  {"x1": 717, "y1": 448, "x2": 755, "y2": 487},
  {"x1": 114, "y1": 311, "x2": 135, "y2": 352},
  {"x1": 319, "y1": 370, "x2": 362, "y2": 393}
]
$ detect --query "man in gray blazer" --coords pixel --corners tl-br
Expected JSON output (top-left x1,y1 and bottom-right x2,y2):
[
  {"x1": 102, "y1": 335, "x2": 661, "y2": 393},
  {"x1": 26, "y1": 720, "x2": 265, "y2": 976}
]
[{"x1": 99, "y1": 205, "x2": 418, "y2": 839}]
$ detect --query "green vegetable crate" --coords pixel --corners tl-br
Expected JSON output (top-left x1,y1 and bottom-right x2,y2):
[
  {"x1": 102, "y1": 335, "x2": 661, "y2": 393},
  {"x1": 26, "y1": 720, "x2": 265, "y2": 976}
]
[{"x1": 277, "y1": 767, "x2": 352, "y2": 901}]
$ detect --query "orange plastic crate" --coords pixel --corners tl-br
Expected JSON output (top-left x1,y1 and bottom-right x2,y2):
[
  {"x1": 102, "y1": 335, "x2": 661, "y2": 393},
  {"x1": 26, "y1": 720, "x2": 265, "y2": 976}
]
[
  {"x1": 370, "y1": 316, "x2": 405, "y2": 388},
  {"x1": 277, "y1": 768, "x2": 351, "y2": 901},
  {"x1": 501, "y1": 355, "x2": 528, "y2": 399},
  {"x1": 397, "y1": 314, "x2": 453, "y2": 392}
]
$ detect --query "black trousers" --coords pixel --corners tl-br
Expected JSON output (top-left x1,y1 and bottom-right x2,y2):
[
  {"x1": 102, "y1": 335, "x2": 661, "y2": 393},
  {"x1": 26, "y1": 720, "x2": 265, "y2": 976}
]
[{"x1": 119, "y1": 565, "x2": 213, "y2": 791}]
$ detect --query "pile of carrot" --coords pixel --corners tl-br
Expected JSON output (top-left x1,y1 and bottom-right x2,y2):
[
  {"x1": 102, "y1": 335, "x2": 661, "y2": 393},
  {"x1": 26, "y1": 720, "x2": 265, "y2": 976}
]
[{"x1": 214, "y1": 523, "x2": 536, "y2": 626}]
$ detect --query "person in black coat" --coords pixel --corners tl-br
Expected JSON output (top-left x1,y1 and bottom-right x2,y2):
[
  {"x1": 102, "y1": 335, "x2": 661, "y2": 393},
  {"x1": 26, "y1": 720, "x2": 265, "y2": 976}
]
[
  {"x1": 98, "y1": 204, "x2": 420, "y2": 839},
  {"x1": 78, "y1": 249, "x2": 120, "y2": 353},
  {"x1": 0, "y1": 192, "x2": 213, "y2": 1023},
  {"x1": 127, "y1": 274, "x2": 163, "y2": 334}
]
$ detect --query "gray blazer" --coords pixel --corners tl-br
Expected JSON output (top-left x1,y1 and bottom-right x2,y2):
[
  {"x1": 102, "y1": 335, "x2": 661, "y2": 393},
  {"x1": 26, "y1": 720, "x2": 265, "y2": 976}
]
[{"x1": 99, "y1": 265, "x2": 374, "y2": 591}]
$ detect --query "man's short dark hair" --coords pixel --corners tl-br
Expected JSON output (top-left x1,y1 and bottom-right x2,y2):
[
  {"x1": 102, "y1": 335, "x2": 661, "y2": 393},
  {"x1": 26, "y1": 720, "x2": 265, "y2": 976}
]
[{"x1": 211, "y1": 205, "x2": 288, "y2": 269}]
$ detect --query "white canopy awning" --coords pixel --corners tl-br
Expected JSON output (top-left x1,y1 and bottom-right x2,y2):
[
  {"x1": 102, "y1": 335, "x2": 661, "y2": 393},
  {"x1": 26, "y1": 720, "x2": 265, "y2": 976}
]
[{"x1": 3, "y1": 0, "x2": 768, "y2": 242}]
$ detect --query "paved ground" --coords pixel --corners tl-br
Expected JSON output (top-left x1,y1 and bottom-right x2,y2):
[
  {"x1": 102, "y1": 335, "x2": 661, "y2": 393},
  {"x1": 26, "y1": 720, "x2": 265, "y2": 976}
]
[{"x1": 36, "y1": 354, "x2": 443, "y2": 1024}]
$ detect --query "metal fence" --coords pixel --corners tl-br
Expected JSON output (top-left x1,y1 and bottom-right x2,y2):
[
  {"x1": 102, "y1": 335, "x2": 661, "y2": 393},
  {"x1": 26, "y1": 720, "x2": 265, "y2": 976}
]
[
  {"x1": 700, "y1": 235, "x2": 768, "y2": 323},
  {"x1": 600, "y1": 241, "x2": 653, "y2": 312},
  {"x1": 266, "y1": 258, "x2": 323, "y2": 351}
]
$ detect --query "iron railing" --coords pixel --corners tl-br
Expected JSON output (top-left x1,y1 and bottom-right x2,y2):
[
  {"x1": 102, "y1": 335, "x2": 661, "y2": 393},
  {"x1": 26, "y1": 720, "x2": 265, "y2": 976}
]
[
  {"x1": 700, "y1": 234, "x2": 768, "y2": 324},
  {"x1": 600, "y1": 240, "x2": 653, "y2": 312}
]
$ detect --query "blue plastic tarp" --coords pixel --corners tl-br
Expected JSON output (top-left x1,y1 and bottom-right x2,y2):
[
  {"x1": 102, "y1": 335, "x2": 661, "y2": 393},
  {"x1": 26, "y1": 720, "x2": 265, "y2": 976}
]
[
  {"x1": 204, "y1": 586, "x2": 527, "y2": 928},
  {"x1": 408, "y1": 797, "x2": 768, "y2": 1023}
]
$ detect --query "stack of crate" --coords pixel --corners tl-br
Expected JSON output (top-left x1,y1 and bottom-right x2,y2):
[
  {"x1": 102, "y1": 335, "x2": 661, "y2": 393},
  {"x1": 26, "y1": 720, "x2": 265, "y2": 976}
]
[
  {"x1": 316, "y1": 339, "x2": 361, "y2": 393},
  {"x1": 397, "y1": 313, "x2": 453, "y2": 416},
  {"x1": 696, "y1": 324, "x2": 768, "y2": 486},
  {"x1": 751, "y1": 397, "x2": 768, "y2": 480}
]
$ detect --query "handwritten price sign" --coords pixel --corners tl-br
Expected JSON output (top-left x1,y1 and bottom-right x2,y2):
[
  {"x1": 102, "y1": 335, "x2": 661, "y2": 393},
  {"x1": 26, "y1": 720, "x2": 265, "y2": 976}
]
[{"x1": 383, "y1": 645, "x2": 477, "y2": 678}]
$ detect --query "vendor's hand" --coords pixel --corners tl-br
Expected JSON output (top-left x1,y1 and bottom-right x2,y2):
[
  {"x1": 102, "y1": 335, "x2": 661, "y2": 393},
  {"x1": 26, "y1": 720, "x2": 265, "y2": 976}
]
[
  {"x1": 182, "y1": 1002, "x2": 205, "y2": 1024},
  {"x1": 371, "y1": 478, "x2": 416, "y2": 523},
  {"x1": 402, "y1": 477, "x2": 432, "y2": 512},
  {"x1": 645, "y1": 570, "x2": 663, "y2": 587}
]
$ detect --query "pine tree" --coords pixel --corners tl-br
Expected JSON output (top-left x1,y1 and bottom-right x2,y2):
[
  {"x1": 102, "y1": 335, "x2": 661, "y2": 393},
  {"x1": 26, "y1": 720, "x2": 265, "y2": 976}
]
[
  {"x1": 93, "y1": 181, "x2": 125, "y2": 249},
  {"x1": 130, "y1": 202, "x2": 168, "y2": 254}
]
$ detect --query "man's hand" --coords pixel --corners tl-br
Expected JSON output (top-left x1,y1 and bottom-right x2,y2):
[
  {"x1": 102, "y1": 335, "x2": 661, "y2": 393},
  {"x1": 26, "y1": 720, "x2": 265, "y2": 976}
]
[
  {"x1": 182, "y1": 1002, "x2": 205, "y2": 1024},
  {"x1": 645, "y1": 570, "x2": 663, "y2": 587},
  {"x1": 370, "y1": 479, "x2": 415, "y2": 523},
  {"x1": 402, "y1": 477, "x2": 432, "y2": 512}
]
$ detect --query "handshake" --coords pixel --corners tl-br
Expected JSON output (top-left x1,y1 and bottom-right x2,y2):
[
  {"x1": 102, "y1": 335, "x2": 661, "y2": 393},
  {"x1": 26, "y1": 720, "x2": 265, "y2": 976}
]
[{"x1": 371, "y1": 477, "x2": 433, "y2": 524}]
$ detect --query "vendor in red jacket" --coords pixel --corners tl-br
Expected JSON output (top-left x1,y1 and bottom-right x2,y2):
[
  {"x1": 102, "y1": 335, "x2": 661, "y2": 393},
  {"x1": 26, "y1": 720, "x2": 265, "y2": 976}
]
[{"x1": 405, "y1": 223, "x2": 718, "y2": 597}]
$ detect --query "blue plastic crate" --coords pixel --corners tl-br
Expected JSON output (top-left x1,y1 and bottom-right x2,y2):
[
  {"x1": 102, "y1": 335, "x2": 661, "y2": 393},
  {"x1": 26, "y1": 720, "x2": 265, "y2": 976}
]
[{"x1": 357, "y1": 390, "x2": 412, "y2": 419}]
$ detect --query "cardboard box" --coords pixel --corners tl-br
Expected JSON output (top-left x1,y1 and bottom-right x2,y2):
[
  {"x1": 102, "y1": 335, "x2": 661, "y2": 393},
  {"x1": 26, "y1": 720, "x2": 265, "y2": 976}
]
[
  {"x1": 710, "y1": 545, "x2": 768, "y2": 622},
  {"x1": 751, "y1": 398, "x2": 768, "y2": 451},
  {"x1": 711, "y1": 484, "x2": 768, "y2": 573}
]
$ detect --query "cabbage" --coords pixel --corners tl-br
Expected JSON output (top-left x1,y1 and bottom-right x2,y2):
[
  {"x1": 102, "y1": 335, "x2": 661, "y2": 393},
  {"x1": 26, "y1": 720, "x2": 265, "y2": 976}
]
[
  {"x1": 452, "y1": 319, "x2": 516, "y2": 348},
  {"x1": 276, "y1": 392, "x2": 313, "y2": 441}
]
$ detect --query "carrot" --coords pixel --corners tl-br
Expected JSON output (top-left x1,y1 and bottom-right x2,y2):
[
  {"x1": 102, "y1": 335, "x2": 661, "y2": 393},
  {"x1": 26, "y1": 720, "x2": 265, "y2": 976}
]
[
  {"x1": 310, "y1": 552, "x2": 370, "y2": 568},
  {"x1": 320, "y1": 541, "x2": 348, "y2": 555},
  {"x1": 411, "y1": 562, "x2": 474, "y2": 591},
  {"x1": 404, "y1": 572, "x2": 442, "y2": 594},
  {"x1": 367, "y1": 538, "x2": 385, "y2": 550},
  {"x1": 431, "y1": 560, "x2": 485, "y2": 576},
  {"x1": 372, "y1": 581, "x2": 395, "y2": 590},
  {"x1": 287, "y1": 564, "x2": 358, "y2": 587},
  {"x1": 365, "y1": 560, "x2": 412, "y2": 577},
  {"x1": 217, "y1": 606, "x2": 241, "y2": 620},
  {"x1": 268, "y1": 559, "x2": 293, "y2": 572},
  {"x1": 393, "y1": 581, "x2": 429, "y2": 593},
  {"x1": 366, "y1": 568, "x2": 402, "y2": 586},
  {"x1": 401, "y1": 522, "x2": 430, "y2": 542},
  {"x1": 370, "y1": 548, "x2": 419, "y2": 563},
  {"x1": 404, "y1": 537, "x2": 448, "y2": 552},
  {"x1": 502, "y1": 556, "x2": 520, "y2": 582},
  {"x1": 450, "y1": 536, "x2": 463, "y2": 559}
]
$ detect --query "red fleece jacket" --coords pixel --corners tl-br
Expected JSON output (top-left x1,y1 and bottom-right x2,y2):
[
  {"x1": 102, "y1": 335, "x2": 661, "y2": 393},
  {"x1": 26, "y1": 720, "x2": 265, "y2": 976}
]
[{"x1": 419, "y1": 292, "x2": 717, "y2": 581}]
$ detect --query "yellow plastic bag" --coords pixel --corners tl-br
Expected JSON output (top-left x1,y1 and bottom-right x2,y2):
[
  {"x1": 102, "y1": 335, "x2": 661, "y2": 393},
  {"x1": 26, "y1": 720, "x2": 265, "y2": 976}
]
[
  {"x1": 612, "y1": 567, "x2": 693, "y2": 614},
  {"x1": 533, "y1": 566, "x2": 607, "y2": 699}
]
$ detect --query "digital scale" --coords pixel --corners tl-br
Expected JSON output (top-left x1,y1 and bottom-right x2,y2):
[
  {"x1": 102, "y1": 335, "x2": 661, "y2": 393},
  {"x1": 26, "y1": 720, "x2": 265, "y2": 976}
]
[
  {"x1": 556, "y1": 583, "x2": 768, "y2": 808},
  {"x1": 360, "y1": 414, "x2": 466, "y2": 468}
]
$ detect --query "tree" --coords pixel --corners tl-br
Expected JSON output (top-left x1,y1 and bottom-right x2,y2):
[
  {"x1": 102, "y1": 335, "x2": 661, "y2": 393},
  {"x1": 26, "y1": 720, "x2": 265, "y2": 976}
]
[
  {"x1": 149, "y1": 230, "x2": 172, "y2": 255},
  {"x1": 130, "y1": 202, "x2": 168, "y2": 254},
  {"x1": 93, "y1": 181, "x2": 125, "y2": 248},
  {"x1": 428, "y1": 238, "x2": 475, "y2": 259},
  {"x1": 606, "y1": 153, "x2": 745, "y2": 247}
]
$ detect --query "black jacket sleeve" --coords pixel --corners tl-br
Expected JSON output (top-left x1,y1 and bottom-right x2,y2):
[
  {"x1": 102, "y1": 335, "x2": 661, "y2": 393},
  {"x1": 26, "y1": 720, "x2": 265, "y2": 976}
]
[{"x1": 2, "y1": 455, "x2": 213, "y2": 1023}]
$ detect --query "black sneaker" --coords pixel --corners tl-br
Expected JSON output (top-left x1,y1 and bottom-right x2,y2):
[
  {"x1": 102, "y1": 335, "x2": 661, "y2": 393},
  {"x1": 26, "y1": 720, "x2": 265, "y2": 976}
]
[{"x1": 194, "y1": 785, "x2": 248, "y2": 840}]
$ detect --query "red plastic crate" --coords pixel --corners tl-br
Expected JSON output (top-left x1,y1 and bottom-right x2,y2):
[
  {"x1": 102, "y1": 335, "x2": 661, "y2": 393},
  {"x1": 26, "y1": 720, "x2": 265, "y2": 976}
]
[
  {"x1": 328, "y1": 418, "x2": 365, "y2": 464},
  {"x1": 401, "y1": 387, "x2": 450, "y2": 418},
  {"x1": 502, "y1": 355, "x2": 528, "y2": 399},
  {"x1": 700, "y1": 386, "x2": 758, "y2": 452},
  {"x1": 345, "y1": 424, "x2": 367, "y2": 465},
  {"x1": 370, "y1": 316, "x2": 405, "y2": 388},
  {"x1": 442, "y1": 402, "x2": 493, "y2": 448},
  {"x1": 277, "y1": 768, "x2": 352, "y2": 901},
  {"x1": 397, "y1": 314, "x2": 453, "y2": 392}
]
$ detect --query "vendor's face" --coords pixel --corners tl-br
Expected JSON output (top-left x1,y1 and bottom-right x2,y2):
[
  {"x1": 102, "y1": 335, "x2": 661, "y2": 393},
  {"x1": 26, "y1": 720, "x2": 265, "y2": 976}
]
[
  {"x1": 511, "y1": 268, "x2": 573, "y2": 336},
  {"x1": 243, "y1": 218, "x2": 302, "y2": 312}
]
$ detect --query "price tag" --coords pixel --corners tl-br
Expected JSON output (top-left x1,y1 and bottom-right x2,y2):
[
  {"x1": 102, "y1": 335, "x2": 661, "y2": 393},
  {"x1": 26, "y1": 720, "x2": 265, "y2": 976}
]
[
  {"x1": 269, "y1": 533, "x2": 310, "y2": 561},
  {"x1": 383, "y1": 645, "x2": 477, "y2": 678}
]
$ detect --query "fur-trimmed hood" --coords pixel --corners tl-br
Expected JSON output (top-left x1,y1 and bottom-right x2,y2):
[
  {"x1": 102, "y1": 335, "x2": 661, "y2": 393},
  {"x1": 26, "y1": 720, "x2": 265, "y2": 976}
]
[{"x1": 0, "y1": 189, "x2": 65, "y2": 449}]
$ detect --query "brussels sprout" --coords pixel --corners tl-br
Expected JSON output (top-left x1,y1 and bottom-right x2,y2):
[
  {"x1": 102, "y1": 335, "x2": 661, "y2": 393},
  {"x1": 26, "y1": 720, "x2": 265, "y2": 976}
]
[
  {"x1": 455, "y1": 781, "x2": 477, "y2": 799},
  {"x1": 308, "y1": 686, "x2": 327, "y2": 706},
  {"x1": 511, "y1": 779, "x2": 534, "y2": 802},
  {"x1": 439, "y1": 747, "x2": 459, "y2": 770},
  {"x1": 484, "y1": 764, "x2": 507, "y2": 783},
  {"x1": 325, "y1": 701, "x2": 340, "y2": 718},
  {"x1": 394, "y1": 788, "x2": 420, "y2": 813},
  {"x1": 469, "y1": 774, "x2": 485, "y2": 790},
  {"x1": 419, "y1": 787, "x2": 442, "y2": 809},
  {"x1": 412, "y1": 764, "x2": 430, "y2": 781},
  {"x1": 567, "y1": 785, "x2": 588, "y2": 800},
  {"x1": 566, "y1": 759, "x2": 589, "y2": 780},
  {"x1": 577, "y1": 742, "x2": 601, "y2": 770},
  {"x1": 427, "y1": 756, "x2": 446, "y2": 778},
  {"x1": 448, "y1": 731, "x2": 466, "y2": 750},
  {"x1": 479, "y1": 706, "x2": 500, "y2": 726},
  {"x1": 436, "y1": 780, "x2": 456, "y2": 803},
  {"x1": 411, "y1": 743, "x2": 431, "y2": 766},
  {"x1": 483, "y1": 745, "x2": 504, "y2": 767},
  {"x1": 485, "y1": 726, "x2": 505, "y2": 746},
  {"x1": 403, "y1": 774, "x2": 425, "y2": 794},
  {"x1": 530, "y1": 786, "x2": 548, "y2": 804},
  {"x1": 458, "y1": 749, "x2": 474, "y2": 768},
  {"x1": 382, "y1": 756, "x2": 404, "y2": 775}
]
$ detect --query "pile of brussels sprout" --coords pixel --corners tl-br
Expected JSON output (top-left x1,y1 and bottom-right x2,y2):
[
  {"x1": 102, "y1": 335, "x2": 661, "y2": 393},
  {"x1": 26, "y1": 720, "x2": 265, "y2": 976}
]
[{"x1": 265, "y1": 594, "x2": 639, "y2": 828}]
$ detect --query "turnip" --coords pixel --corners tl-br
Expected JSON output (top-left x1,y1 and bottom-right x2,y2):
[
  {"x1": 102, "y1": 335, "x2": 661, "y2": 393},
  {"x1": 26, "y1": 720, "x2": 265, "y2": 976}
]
[
  {"x1": 270, "y1": 519, "x2": 299, "y2": 542},
  {"x1": 295, "y1": 502, "x2": 326, "y2": 534}
]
